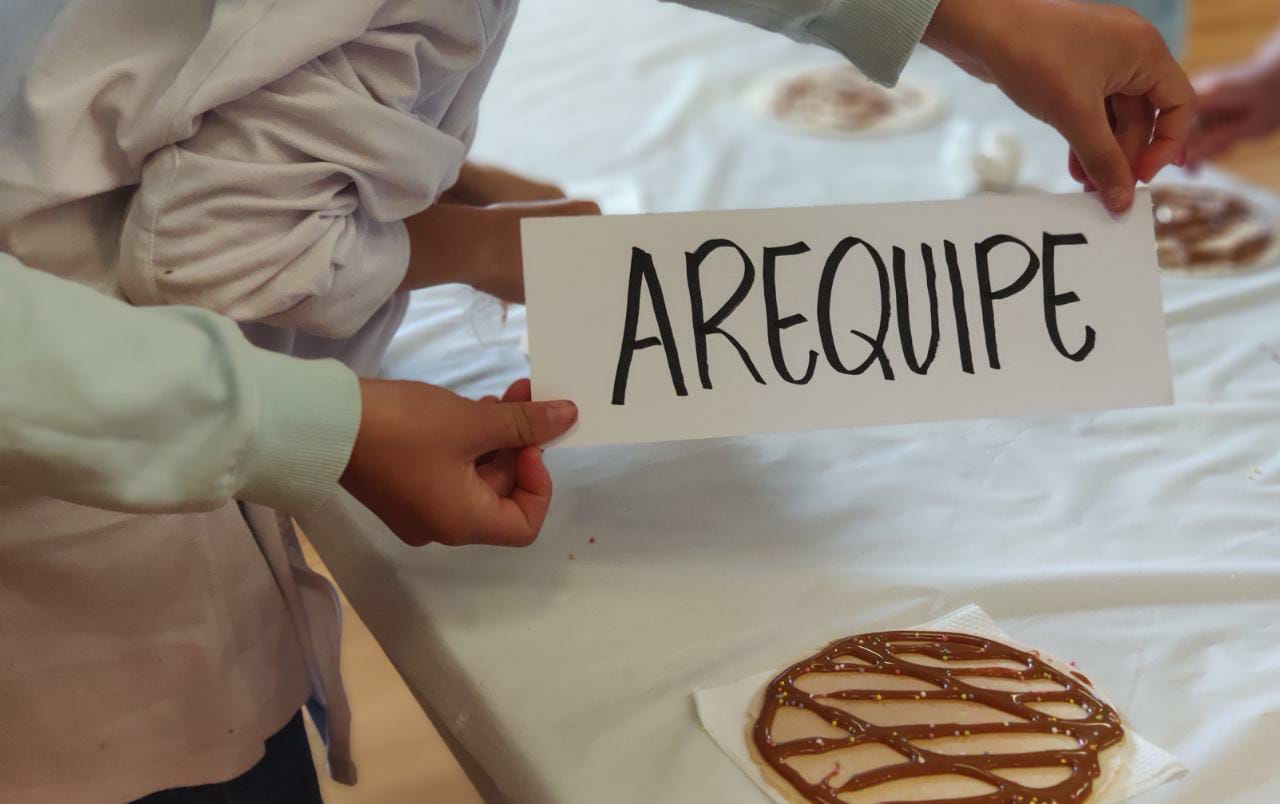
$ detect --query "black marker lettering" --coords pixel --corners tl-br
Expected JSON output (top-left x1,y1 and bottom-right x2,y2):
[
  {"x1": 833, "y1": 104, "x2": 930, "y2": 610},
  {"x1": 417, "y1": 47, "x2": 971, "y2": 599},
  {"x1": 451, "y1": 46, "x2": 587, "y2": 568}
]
[
  {"x1": 975, "y1": 234, "x2": 1040, "y2": 370},
  {"x1": 893, "y1": 244, "x2": 941, "y2": 375},
  {"x1": 611, "y1": 247, "x2": 687, "y2": 405},
  {"x1": 1041, "y1": 232, "x2": 1097, "y2": 361},
  {"x1": 817, "y1": 237, "x2": 895, "y2": 380},
  {"x1": 763, "y1": 241, "x2": 819, "y2": 385},
  {"x1": 687, "y1": 239, "x2": 766, "y2": 390},
  {"x1": 943, "y1": 240, "x2": 975, "y2": 375}
]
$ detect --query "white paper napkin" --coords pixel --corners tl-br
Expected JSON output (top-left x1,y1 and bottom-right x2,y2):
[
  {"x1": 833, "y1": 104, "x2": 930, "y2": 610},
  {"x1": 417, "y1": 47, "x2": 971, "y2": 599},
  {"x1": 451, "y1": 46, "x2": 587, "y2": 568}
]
[{"x1": 693, "y1": 604, "x2": 1187, "y2": 804}]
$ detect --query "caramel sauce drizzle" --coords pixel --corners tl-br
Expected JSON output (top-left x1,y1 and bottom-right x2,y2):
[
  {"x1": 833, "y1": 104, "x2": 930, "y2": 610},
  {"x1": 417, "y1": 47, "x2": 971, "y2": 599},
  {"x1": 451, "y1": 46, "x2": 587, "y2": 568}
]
[
  {"x1": 753, "y1": 631, "x2": 1123, "y2": 803},
  {"x1": 1152, "y1": 186, "x2": 1273, "y2": 268}
]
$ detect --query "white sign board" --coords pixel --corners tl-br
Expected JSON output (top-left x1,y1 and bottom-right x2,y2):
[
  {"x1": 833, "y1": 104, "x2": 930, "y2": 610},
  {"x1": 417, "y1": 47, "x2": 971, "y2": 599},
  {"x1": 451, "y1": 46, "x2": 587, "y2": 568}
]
[{"x1": 523, "y1": 191, "x2": 1171, "y2": 447}]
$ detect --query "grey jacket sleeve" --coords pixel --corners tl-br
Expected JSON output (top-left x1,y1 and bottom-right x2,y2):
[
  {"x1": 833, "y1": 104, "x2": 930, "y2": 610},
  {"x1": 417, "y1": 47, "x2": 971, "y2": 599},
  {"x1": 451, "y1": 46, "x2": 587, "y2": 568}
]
[{"x1": 663, "y1": 0, "x2": 941, "y2": 86}]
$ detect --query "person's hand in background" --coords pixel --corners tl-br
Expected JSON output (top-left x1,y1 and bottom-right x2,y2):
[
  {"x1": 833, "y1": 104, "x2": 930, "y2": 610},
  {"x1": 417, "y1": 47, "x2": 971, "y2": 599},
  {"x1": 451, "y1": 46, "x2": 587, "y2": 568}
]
[
  {"x1": 924, "y1": 0, "x2": 1195, "y2": 213},
  {"x1": 1186, "y1": 32, "x2": 1280, "y2": 167},
  {"x1": 399, "y1": 196, "x2": 600, "y2": 302},
  {"x1": 342, "y1": 378, "x2": 576, "y2": 548}
]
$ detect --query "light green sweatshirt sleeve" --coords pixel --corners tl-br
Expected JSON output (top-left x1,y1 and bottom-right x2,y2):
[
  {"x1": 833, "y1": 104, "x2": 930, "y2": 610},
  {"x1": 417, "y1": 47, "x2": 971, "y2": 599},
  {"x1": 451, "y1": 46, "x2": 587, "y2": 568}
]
[
  {"x1": 0, "y1": 253, "x2": 361, "y2": 514},
  {"x1": 664, "y1": 0, "x2": 942, "y2": 86}
]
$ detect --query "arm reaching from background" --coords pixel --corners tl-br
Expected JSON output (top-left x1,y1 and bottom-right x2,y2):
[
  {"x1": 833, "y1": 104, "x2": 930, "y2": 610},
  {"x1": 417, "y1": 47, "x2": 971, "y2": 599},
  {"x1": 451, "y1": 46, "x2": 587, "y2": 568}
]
[
  {"x1": 1186, "y1": 27, "x2": 1280, "y2": 166},
  {"x1": 668, "y1": 0, "x2": 1194, "y2": 212},
  {"x1": 665, "y1": 0, "x2": 938, "y2": 86}
]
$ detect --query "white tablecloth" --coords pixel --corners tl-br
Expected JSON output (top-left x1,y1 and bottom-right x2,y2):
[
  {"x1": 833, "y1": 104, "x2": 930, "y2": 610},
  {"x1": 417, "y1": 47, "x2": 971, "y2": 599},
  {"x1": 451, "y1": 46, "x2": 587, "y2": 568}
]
[{"x1": 305, "y1": 1, "x2": 1280, "y2": 801}]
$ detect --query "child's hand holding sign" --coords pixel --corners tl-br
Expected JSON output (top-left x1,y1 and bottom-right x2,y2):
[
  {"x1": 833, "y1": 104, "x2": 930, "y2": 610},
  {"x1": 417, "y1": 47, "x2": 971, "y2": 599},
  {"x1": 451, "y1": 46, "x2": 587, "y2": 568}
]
[{"x1": 342, "y1": 379, "x2": 577, "y2": 548}]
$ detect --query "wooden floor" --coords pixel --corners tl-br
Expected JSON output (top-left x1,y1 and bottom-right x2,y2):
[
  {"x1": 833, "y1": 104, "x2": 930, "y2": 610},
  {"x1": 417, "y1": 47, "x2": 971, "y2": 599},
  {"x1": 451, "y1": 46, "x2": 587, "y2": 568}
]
[
  {"x1": 301, "y1": 2, "x2": 1280, "y2": 801},
  {"x1": 301, "y1": 536, "x2": 483, "y2": 804}
]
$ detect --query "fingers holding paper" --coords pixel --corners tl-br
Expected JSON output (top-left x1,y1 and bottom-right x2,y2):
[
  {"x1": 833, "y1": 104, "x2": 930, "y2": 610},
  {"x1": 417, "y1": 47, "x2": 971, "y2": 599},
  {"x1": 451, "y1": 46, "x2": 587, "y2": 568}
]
[
  {"x1": 342, "y1": 379, "x2": 577, "y2": 548},
  {"x1": 925, "y1": 0, "x2": 1194, "y2": 213},
  {"x1": 441, "y1": 162, "x2": 569, "y2": 206},
  {"x1": 467, "y1": 379, "x2": 577, "y2": 547}
]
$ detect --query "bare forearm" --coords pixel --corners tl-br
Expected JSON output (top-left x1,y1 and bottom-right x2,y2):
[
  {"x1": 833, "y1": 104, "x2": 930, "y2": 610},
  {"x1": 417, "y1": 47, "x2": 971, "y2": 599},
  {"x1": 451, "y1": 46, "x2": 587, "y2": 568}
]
[
  {"x1": 0, "y1": 253, "x2": 358, "y2": 514},
  {"x1": 399, "y1": 193, "x2": 598, "y2": 301},
  {"x1": 399, "y1": 204, "x2": 500, "y2": 293}
]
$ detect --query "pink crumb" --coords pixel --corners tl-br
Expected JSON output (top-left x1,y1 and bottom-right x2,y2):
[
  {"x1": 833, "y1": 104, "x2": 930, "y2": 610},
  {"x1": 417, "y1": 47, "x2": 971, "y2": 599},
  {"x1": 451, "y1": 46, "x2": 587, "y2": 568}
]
[{"x1": 822, "y1": 762, "x2": 842, "y2": 786}]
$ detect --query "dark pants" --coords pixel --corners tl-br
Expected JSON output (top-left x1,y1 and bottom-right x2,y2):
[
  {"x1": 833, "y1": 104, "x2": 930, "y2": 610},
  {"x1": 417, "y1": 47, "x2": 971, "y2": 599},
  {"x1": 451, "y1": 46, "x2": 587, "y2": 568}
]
[{"x1": 134, "y1": 713, "x2": 323, "y2": 804}]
